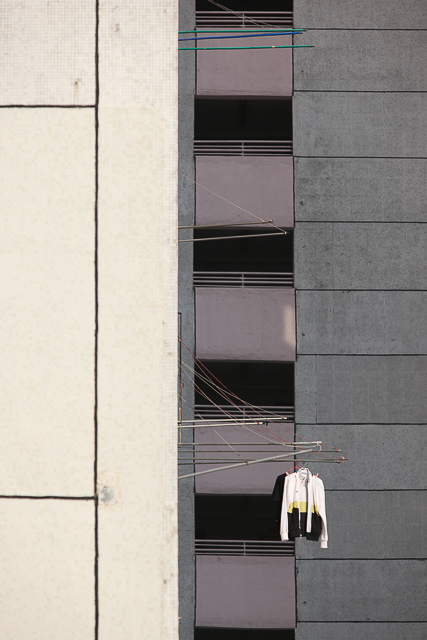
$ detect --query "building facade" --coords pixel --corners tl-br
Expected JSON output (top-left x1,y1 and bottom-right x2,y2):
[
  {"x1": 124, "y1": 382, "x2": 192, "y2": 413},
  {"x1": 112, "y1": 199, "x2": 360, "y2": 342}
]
[
  {"x1": 0, "y1": 2, "x2": 178, "y2": 639},
  {"x1": 178, "y1": 1, "x2": 427, "y2": 639}
]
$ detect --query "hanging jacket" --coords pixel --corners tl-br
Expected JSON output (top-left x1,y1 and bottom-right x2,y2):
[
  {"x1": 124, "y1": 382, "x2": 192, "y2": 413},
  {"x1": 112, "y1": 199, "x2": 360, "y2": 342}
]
[{"x1": 279, "y1": 470, "x2": 328, "y2": 548}]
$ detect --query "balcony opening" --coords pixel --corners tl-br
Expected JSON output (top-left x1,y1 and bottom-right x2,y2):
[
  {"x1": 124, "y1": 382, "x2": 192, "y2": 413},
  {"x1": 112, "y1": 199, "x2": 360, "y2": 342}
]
[
  {"x1": 194, "y1": 99, "x2": 292, "y2": 156},
  {"x1": 194, "y1": 228, "x2": 293, "y2": 287},
  {"x1": 196, "y1": 494, "x2": 280, "y2": 541},
  {"x1": 196, "y1": 0, "x2": 293, "y2": 30},
  {"x1": 196, "y1": 0, "x2": 293, "y2": 10},
  {"x1": 195, "y1": 629, "x2": 295, "y2": 640},
  {"x1": 195, "y1": 360, "x2": 294, "y2": 414}
]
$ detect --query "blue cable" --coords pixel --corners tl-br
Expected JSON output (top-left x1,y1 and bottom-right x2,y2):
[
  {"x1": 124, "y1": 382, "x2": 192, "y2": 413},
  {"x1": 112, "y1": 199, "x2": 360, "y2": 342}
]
[{"x1": 179, "y1": 31, "x2": 303, "y2": 42}]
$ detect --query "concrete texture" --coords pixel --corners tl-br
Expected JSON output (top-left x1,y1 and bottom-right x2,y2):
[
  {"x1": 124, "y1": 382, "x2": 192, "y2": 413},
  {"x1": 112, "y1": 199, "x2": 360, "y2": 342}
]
[
  {"x1": 294, "y1": 158, "x2": 427, "y2": 223},
  {"x1": 197, "y1": 35, "x2": 292, "y2": 97},
  {"x1": 0, "y1": 0, "x2": 95, "y2": 105},
  {"x1": 0, "y1": 109, "x2": 95, "y2": 497},
  {"x1": 194, "y1": 423, "x2": 295, "y2": 494},
  {"x1": 296, "y1": 560, "x2": 427, "y2": 621},
  {"x1": 195, "y1": 288, "x2": 295, "y2": 361},
  {"x1": 296, "y1": 356, "x2": 427, "y2": 424},
  {"x1": 296, "y1": 491, "x2": 427, "y2": 559},
  {"x1": 0, "y1": 500, "x2": 94, "y2": 640},
  {"x1": 294, "y1": 92, "x2": 427, "y2": 158},
  {"x1": 296, "y1": 623, "x2": 427, "y2": 640},
  {"x1": 97, "y1": 3, "x2": 178, "y2": 638},
  {"x1": 294, "y1": 223, "x2": 427, "y2": 290},
  {"x1": 178, "y1": 2, "x2": 196, "y2": 640},
  {"x1": 196, "y1": 156, "x2": 293, "y2": 228},
  {"x1": 196, "y1": 556, "x2": 295, "y2": 628},
  {"x1": 293, "y1": 425, "x2": 427, "y2": 490},
  {"x1": 294, "y1": 0, "x2": 427, "y2": 29},
  {"x1": 293, "y1": 0, "x2": 427, "y2": 633},
  {"x1": 294, "y1": 31, "x2": 427, "y2": 92},
  {"x1": 297, "y1": 291, "x2": 427, "y2": 355}
]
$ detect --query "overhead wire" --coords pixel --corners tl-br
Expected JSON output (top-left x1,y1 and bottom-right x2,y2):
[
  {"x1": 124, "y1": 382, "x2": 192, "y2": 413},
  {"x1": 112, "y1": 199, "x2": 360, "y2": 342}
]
[
  {"x1": 178, "y1": 171, "x2": 289, "y2": 236},
  {"x1": 205, "y1": 0, "x2": 289, "y2": 30},
  {"x1": 179, "y1": 338, "x2": 342, "y2": 462},
  {"x1": 180, "y1": 358, "x2": 296, "y2": 443},
  {"x1": 179, "y1": 31, "x2": 302, "y2": 41}
]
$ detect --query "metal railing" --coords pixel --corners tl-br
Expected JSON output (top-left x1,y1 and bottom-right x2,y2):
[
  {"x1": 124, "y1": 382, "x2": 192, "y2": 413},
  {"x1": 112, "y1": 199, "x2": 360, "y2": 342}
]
[
  {"x1": 194, "y1": 271, "x2": 293, "y2": 287},
  {"x1": 195, "y1": 539, "x2": 295, "y2": 556},
  {"x1": 194, "y1": 140, "x2": 292, "y2": 156},
  {"x1": 196, "y1": 11, "x2": 293, "y2": 29},
  {"x1": 194, "y1": 404, "x2": 294, "y2": 421}
]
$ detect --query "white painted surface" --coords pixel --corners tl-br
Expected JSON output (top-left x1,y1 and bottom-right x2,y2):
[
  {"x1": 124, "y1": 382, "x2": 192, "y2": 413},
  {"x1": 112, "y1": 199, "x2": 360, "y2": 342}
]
[
  {"x1": 0, "y1": 109, "x2": 95, "y2": 497},
  {"x1": 98, "y1": 2, "x2": 178, "y2": 639},
  {"x1": 0, "y1": 500, "x2": 95, "y2": 640},
  {"x1": 196, "y1": 287, "x2": 296, "y2": 361},
  {"x1": 0, "y1": 0, "x2": 95, "y2": 105}
]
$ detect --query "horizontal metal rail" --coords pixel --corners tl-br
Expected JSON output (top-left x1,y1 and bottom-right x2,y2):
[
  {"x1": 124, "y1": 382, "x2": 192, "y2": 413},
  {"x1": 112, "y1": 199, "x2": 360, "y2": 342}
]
[
  {"x1": 193, "y1": 271, "x2": 293, "y2": 287},
  {"x1": 194, "y1": 140, "x2": 292, "y2": 156},
  {"x1": 195, "y1": 539, "x2": 295, "y2": 556},
  {"x1": 196, "y1": 11, "x2": 293, "y2": 29},
  {"x1": 195, "y1": 404, "x2": 294, "y2": 421}
]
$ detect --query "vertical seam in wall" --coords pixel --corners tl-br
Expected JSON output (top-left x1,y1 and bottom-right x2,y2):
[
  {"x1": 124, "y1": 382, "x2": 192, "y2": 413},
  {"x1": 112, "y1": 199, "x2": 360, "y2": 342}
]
[
  {"x1": 292, "y1": 15, "x2": 298, "y2": 633},
  {"x1": 94, "y1": 1, "x2": 99, "y2": 638}
]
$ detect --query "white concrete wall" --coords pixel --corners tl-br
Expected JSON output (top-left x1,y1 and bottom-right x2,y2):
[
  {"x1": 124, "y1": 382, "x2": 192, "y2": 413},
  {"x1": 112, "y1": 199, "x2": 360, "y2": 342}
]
[{"x1": 0, "y1": 2, "x2": 178, "y2": 639}]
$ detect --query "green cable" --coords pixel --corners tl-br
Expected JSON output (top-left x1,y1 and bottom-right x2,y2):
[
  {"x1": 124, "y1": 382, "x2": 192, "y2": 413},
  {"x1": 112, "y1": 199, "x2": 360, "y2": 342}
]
[
  {"x1": 179, "y1": 28, "x2": 307, "y2": 34},
  {"x1": 179, "y1": 44, "x2": 314, "y2": 50}
]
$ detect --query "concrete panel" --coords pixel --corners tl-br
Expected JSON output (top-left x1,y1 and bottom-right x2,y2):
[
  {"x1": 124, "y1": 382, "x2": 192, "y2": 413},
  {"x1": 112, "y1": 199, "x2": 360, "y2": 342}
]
[
  {"x1": 296, "y1": 491, "x2": 427, "y2": 559},
  {"x1": 295, "y1": 223, "x2": 427, "y2": 290},
  {"x1": 294, "y1": 158, "x2": 427, "y2": 223},
  {"x1": 196, "y1": 288, "x2": 295, "y2": 361},
  {"x1": 196, "y1": 156, "x2": 293, "y2": 228},
  {"x1": 316, "y1": 356, "x2": 427, "y2": 423},
  {"x1": 196, "y1": 556, "x2": 295, "y2": 628},
  {"x1": 98, "y1": 2, "x2": 178, "y2": 638},
  {"x1": 0, "y1": 499, "x2": 94, "y2": 640},
  {"x1": 297, "y1": 291, "x2": 427, "y2": 355},
  {"x1": 0, "y1": 1, "x2": 95, "y2": 105},
  {"x1": 197, "y1": 36, "x2": 292, "y2": 97},
  {"x1": 194, "y1": 423, "x2": 295, "y2": 494},
  {"x1": 0, "y1": 109, "x2": 95, "y2": 497},
  {"x1": 297, "y1": 356, "x2": 427, "y2": 424},
  {"x1": 297, "y1": 623, "x2": 427, "y2": 640},
  {"x1": 294, "y1": 31, "x2": 427, "y2": 92},
  {"x1": 297, "y1": 560, "x2": 427, "y2": 621},
  {"x1": 294, "y1": 93, "x2": 427, "y2": 158},
  {"x1": 295, "y1": 356, "x2": 317, "y2": 424},
  {"x1": 294, "y1": 425, "x2": 427, "y2": 491},
  {"x1": 294, "y1": 0, "x2": 427, "y2": 29}
]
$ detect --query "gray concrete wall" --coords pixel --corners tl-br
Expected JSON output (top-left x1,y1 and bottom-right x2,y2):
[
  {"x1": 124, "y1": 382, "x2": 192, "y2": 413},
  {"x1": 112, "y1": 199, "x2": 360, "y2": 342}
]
[
  {"x1": 297, "y1": 291, "x2": 427, "y2": 355},
  {"x1": 294, "y1": 92, "x2": 427, "y2": 158},
  {"x1": 293, "y1": 1, "x2": 427, "y2": 637},
  {"x1": 195, "y1": 287, "x2": 295, "y2": 361},
  {"x1": 296, "y1": 623, "x2": 427, "y2": 640},
  {"x1": 196, "y1": 556, "x2": 295, "y2": 628},
  {"x1": 294, "y1": 158, "x2": 427, "y2": 223},
  {"x1": 196, "y1": 35, "x2": 292, "y2": 97},
  {"x1": 294, "y1": 0, "x2": 427, "y2": 29},
  {"x1": 294, "y1": 31, "x2": 427, "y2": 92},
  {"x1": 178, "y1": 1, "x2": 196, "y2": 638}
]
